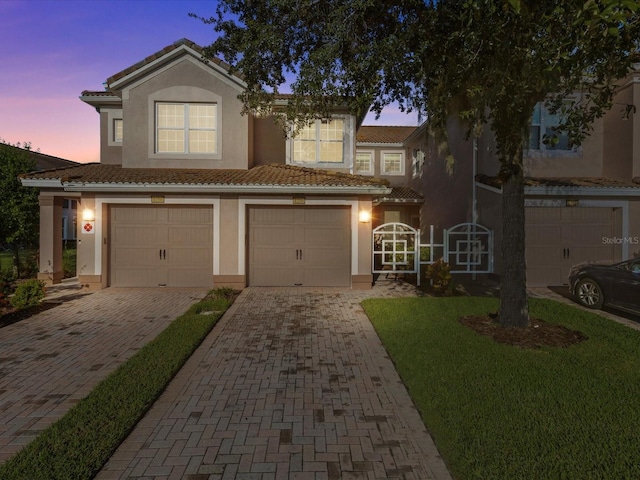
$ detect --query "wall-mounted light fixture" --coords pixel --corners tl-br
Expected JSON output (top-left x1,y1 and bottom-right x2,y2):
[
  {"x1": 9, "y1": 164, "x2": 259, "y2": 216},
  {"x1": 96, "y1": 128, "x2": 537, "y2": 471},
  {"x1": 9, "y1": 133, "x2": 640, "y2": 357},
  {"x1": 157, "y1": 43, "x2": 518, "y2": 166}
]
[
  {"x1": 566, "y1": 199, "x2": 579, "y2": 207},
  {"x1": 359, "y1": 210, "x2": 371, "y2": 223},
  {"x1": 82, "y1": 208, "x2": 95, "y2": 221}
]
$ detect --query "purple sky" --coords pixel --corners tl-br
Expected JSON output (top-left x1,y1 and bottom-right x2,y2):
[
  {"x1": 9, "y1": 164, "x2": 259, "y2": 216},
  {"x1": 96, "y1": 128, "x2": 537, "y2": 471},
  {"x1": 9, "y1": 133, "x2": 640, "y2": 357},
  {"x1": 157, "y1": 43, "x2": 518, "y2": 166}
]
[{"x1": 1, "y1": 0, "x2": 418, "y2": 164}]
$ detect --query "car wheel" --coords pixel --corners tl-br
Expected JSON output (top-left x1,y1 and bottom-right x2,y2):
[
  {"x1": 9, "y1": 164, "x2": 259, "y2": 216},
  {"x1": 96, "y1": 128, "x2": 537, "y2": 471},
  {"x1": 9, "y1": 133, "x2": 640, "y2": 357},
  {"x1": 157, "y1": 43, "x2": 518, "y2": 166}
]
[{"x1": 575, "y1": 278, "x2": 604, "y2": 309}]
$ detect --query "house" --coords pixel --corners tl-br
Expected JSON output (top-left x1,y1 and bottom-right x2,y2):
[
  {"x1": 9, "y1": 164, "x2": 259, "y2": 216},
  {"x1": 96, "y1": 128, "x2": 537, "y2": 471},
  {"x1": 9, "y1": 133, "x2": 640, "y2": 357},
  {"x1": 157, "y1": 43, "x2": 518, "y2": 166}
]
[
  {"x1": 410, "y1": 70, "x2": 640, "y2": 286},
  {"x1": 20, "y1": 39, "x2": 424, "y2": 290}
]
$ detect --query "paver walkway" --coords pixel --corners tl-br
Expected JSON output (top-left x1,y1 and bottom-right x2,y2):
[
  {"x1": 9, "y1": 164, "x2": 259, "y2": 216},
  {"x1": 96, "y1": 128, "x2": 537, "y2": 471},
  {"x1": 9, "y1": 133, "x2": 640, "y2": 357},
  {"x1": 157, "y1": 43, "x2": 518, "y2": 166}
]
[
  {"x1": 0, "y1": 287, "x2": 207, "y2": 463},
  {"x1": 97, "y1": 284, "x2": 451, "y2": 480}
]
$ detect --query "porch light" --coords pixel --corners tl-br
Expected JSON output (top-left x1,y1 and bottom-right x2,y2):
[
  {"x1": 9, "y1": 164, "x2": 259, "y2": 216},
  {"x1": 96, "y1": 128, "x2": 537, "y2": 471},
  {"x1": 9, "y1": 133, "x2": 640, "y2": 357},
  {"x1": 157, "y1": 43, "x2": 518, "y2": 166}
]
[
  {"x1": 359, "y1": 210, "x2": 371, "y2": 223},
  {"x1": 82, "y1": 208, "x2": 95, "y2": 221}
]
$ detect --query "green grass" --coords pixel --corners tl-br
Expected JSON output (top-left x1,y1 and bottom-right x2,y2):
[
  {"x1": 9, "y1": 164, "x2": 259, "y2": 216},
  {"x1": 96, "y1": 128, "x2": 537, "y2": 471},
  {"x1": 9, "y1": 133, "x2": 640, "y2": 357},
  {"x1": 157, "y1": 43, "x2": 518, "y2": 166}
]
[
  {"x1": 0, "y1": 287, "x2": 238, "y2": 480},
  {"x1": 363, "y1": 297, "x2": 640, "y2": 480}
]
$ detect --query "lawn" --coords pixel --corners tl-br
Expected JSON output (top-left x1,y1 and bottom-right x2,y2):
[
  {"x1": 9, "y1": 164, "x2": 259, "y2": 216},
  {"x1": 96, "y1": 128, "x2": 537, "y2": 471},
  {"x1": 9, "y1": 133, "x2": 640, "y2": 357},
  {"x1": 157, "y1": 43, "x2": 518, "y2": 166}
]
[
  {"x1": 0, "y1": 287, "x2": 238, "y2": 480},
  {"x1": 363, "y1": 297, "x2": 640, "y2": 480}
]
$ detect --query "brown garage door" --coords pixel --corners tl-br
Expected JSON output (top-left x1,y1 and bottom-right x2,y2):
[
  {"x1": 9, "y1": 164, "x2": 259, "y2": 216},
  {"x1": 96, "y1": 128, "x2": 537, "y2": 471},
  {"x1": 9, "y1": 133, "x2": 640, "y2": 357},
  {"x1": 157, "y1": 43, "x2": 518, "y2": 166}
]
[
  {"x1": 249, "y1": 206, "x2": 351, "y2": 287},
  {"x1": 525, "y1": 206, "x2": 622, "y2": 286},
  {"x1": 110, "y1": 205, "x2": 213, "y2": 287}
]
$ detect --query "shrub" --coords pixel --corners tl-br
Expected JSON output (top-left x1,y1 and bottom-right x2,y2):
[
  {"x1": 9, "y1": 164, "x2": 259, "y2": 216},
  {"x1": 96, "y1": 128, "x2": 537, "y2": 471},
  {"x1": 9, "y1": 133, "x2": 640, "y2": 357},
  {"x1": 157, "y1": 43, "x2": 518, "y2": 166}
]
[
  {"x1": 10, "y1": 279, "x2": 45, "y2": 309},
  {"x1": 426, "y1": 258, "x2": 454, "y2": 296}
]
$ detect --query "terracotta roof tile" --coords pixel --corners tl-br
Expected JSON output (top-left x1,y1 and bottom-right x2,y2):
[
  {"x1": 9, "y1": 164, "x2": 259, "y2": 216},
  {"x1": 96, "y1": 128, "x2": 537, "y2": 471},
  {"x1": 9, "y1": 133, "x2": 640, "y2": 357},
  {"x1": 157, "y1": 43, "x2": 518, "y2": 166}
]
[
  {"x1": 357, "y1": 126, "x2": 417, "y2": 144},
  {"x1": 376, "y1": 187, "x2": 424, "y2": 204},
  {"x1": 106, "y1": 39, "x2": 237, "y2": 86},
  {"x1": 476, "y1": 174, "x2": 640, "y2": 189},
  {"x1": 20, "y1": 163, "x2": 390, "y2": 190}
]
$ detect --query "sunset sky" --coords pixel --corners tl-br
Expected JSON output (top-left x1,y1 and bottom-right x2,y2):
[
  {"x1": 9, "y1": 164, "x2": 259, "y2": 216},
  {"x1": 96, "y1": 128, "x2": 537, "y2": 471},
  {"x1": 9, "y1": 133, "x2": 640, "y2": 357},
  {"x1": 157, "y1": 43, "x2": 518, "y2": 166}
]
[{"x1": 1, "y1": 0, "x2": 418, "y2": 164}]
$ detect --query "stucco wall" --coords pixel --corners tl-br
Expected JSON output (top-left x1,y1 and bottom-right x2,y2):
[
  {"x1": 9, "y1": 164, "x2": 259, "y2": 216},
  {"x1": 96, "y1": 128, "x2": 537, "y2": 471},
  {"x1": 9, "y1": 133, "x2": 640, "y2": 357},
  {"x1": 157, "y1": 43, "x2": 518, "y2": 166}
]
[{"x1": 121, "y1": 57, "x2": 249, "y2": 170}]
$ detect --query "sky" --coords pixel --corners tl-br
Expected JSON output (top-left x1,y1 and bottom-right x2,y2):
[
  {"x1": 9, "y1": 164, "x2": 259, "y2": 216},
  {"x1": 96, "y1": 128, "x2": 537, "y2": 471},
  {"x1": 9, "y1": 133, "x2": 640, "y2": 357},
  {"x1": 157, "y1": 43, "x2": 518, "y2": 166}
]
[{"x1": 1, "y1": 0, "x2": 419, "y2": 164}]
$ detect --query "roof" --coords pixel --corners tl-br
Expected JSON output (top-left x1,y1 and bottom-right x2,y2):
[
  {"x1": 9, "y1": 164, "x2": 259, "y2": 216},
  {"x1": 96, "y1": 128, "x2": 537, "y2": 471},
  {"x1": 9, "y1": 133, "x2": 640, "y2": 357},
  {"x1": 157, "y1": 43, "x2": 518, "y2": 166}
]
[
  {"x1": 106, "y1": 38, "x2": 237, "y2": 86},
  {"x1": 20, "y1": 163, "x2": 391, "y2": 195},
  {"x1": 476, "y1": 174, "x2": 640, "y2": 196},
  {"x1": 1, "y1": 143, "x2": 79, "y2": 170},
  {"x1": 357, "y1": 126, "x2": 418, "y2": 145},
  {"x1": 375, "y1": 187, "x2": 424, "y2": 204}
]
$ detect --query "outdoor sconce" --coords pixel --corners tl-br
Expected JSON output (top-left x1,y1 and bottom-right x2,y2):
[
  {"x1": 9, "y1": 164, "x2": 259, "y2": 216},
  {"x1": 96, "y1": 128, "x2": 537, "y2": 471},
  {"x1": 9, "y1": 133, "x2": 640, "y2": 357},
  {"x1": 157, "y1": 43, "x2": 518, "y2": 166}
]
[
  {"x1": 359, "y1": 210, "x2": 371, "y2": 223},
  {"x1": 82, "y1": 208, "x2": 95, "y2": 221}
]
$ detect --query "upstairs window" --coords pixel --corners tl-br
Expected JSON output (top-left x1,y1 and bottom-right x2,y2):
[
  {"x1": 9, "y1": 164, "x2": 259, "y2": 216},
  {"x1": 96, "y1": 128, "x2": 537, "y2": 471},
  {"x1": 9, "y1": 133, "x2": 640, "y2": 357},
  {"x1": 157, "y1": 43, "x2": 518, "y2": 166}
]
[
  {"x1": 355, "y1": 151, "x2": 374, "y2": 175},
  {"x1": 412, "y1": 148, "x2": 424, "y2": 177},
  {"x1": 382, "y1": 152, "x2": 404, "y2": 175},
  {"x1": 528, "y1": 102, "x2": 571, "y2": 151},
  {"x1": 290, "y1": 118, "x2": 346, "y2": 164},
  {"x1": 113, "y1": 119, "x2": 123, "y2": 143},
  {"x1": 156, "y1": 103, "x2": 217, "y2": 154}
]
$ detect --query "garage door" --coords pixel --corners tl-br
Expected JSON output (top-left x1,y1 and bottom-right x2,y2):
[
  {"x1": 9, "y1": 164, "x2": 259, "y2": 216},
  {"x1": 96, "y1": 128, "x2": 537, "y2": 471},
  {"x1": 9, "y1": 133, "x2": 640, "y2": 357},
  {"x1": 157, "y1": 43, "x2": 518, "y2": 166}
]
[
  {"x1": 249, "y1": 206, "x2": 351, "y2": 287},
  {"x1": 110, "y1": 206, "x2": 213, "y2": 287},
  {"x1": 525, "y1": 207, "x2": 621, "y2": 286}
]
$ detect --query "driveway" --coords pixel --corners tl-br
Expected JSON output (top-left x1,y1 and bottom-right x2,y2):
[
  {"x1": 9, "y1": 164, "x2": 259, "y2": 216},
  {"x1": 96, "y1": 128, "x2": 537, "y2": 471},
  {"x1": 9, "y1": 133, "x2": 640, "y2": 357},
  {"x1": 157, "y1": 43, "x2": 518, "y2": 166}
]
[
  {"x1": 97, "y1": 284, "x2": 451, "y2": 480},
  {"x1": 0, "y1": 287, "x2": 207, "y2": 463}
]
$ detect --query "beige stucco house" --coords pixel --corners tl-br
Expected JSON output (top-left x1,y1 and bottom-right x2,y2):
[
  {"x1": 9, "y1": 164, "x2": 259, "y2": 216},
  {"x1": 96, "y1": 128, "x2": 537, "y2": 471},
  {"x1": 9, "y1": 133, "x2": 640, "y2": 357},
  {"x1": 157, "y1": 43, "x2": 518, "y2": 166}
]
[
  {"x1": 22, "y1": 39, "x2": 428, "y2": 290},
  {"x1": 408, "y1": 69, "x2": 640, "y2": 286}
]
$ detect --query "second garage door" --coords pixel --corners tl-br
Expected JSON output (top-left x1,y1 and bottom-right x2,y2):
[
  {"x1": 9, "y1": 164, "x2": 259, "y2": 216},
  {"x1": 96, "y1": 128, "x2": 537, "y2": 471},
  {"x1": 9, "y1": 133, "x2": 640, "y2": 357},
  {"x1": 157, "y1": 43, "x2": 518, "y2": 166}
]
[
  {"x1": 525, "y1": 206, "x2": 622, "y2": 286},
  {"x1": 249, "y1": 206, "x2": 351, "y2": 287},
  {"x1": 110, "y1": 205, "x2": 213, "y2": 287}
]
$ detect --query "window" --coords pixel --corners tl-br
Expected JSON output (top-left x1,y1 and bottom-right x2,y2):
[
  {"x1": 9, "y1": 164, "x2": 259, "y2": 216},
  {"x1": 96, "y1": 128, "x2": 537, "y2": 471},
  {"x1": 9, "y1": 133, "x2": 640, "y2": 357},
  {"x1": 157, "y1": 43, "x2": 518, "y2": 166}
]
[
  {"x1": 355, "y1": 151, "x2": 374, "y2": 175},
  {"x1": 382, "y1": 152, "x2": 404, "y2": 175},
  {"x1": 412, "y1": 148, "x2": 424, "y2": 177},
  {"x1": 114, "y1": 119, "x2": 123, "y2": 143},
  {"x1": 156, "y1": 103, "x2": 217, "y2": 154},
  {"x1": 291, "y1": 118, "x2": 345, "y2": 163},
  {"x1": 528, "y1": 102, "x2": 571, "y2": 151}
]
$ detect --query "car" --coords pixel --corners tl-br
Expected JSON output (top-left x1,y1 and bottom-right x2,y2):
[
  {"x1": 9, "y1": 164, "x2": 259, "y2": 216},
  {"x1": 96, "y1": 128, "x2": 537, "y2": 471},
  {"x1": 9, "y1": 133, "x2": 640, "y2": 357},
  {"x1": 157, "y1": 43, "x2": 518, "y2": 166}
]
[{"x1": 569, "y1": 258, "x2": 640, "y2": 314}]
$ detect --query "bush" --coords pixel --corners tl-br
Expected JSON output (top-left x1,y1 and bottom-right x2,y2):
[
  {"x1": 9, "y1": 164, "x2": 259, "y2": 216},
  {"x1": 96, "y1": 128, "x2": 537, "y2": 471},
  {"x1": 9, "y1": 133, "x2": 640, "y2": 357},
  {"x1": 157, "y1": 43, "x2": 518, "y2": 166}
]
[
  {"x1": 426, "y1": 258, "x2": 455, "y2": 296},
  {"x1": 10, "y1": 279, "x2": 45, "y2": 309}
]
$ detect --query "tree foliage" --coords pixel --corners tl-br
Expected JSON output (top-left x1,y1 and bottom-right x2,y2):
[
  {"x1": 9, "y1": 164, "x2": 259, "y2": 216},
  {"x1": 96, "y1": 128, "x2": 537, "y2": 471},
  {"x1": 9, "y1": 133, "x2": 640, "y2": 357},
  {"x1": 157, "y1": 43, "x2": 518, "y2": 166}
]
[
  {"x1": 194, "y1": 0, "x2": 640, "y2": 326},
  {"x1": 0, "y1": 141, "x2": 40, "y2": 276}
]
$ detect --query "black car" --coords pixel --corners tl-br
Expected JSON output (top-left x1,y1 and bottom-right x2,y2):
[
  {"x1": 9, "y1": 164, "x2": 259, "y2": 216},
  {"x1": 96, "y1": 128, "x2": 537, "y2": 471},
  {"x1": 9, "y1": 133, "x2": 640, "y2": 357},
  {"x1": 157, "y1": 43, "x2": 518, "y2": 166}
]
[{"x1": 569, "y1": 258, "x2": 640, "y2": 314}]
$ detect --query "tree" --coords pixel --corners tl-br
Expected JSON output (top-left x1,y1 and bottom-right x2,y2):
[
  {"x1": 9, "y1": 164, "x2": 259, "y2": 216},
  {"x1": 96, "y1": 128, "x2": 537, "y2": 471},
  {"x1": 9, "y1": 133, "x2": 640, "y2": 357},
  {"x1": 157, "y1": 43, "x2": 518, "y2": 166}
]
[
  {"x1": 193, "y1": 0, "x2": 640, "y2": 327},
  {"x1": 0, "y1": 142, "x2": 40, "y2": 277}
]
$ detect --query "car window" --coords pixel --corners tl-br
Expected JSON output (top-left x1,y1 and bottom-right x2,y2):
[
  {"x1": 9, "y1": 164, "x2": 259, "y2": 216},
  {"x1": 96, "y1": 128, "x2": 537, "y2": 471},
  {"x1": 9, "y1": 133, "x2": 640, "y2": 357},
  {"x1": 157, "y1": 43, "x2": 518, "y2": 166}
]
[{"x1": 630, "y1": 262, "x2": 640, "y2": 274}]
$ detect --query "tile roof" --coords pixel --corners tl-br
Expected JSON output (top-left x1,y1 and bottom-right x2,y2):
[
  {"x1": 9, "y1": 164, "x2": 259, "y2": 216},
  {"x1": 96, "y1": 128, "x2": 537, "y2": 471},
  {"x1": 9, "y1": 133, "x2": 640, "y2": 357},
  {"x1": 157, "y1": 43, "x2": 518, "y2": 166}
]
[
  {"x1": 106, "y1": 38, "x2": 237, "y2": 86},
  {"x1": 1, "y1": 143, "x2": 79, "y2": 170},
  {"x1": 20, "y1": 163, "x2": 390, "y2": 192},
  {"x1": 476, "y1": 174, "x2": 640, "y2": 189},
  {"x1": 357, "y1": 126, "x2": 418, "y2": 144},
  {"x1": 376, "y1": 187, "x2": 424, "y2": 203}
]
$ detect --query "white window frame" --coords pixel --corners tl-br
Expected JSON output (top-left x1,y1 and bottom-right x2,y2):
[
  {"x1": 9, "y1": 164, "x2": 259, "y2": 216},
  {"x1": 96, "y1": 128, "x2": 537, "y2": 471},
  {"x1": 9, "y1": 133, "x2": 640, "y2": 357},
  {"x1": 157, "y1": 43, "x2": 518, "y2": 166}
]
[
  {"x1": 527, "y1": 101, "x2": 578, "y2": 156},
  {"x1": 381, "y1": 150, "x2": 405, "y2": 176},
  {"x1": 155, "y1": 102, "x2": 218, "y2": 155},
  {"x1": 355, "y1": 150, "x2": 374, "y2": 175},
  {"x1": 412, "y1": 147, "x2": 424, "y2": 178},
  {"x1": 113, "y1": 119, "x2": 123, "y2": 143},
  {"x1": 286, "y1": 115, "x2": 354, "y2": 167}
]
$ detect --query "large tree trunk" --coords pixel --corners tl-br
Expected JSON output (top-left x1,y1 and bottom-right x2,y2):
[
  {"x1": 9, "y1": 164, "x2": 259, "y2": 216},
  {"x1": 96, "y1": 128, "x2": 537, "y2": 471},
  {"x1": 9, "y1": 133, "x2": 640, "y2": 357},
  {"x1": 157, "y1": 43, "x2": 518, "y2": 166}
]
[{"x1": 498, "y1": 167, "x2": 529, "y2": 327}]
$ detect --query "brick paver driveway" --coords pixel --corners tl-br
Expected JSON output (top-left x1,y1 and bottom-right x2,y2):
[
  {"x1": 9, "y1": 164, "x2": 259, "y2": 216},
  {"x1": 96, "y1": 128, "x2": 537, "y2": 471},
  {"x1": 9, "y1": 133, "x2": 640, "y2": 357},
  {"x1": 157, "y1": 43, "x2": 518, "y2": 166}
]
[
  {"x1": 98, "y1": 285, "x2": 451, "y2": 480},
  {"x1": 0, "y1": 288, "x2": 207, "y2": 463}
]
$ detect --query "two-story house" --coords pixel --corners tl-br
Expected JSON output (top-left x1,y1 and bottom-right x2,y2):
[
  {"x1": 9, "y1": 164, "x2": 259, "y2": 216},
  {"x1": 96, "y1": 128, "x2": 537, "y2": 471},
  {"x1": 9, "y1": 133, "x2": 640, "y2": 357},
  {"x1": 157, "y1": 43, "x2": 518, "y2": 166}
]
[
  {"x1": 21, "y1": 39, "x2": 426, "y2": 290},
  {"x1": 409, "y1": 70, "x2": 640, "y2": 286}
]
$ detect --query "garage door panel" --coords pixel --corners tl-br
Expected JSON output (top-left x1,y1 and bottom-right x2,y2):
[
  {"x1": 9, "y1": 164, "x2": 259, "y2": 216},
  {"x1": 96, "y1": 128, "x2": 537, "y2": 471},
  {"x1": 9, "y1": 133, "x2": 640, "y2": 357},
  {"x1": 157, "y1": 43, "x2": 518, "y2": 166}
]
[
  {"x1": 112, "y1": 226, "x2": 161, "y2": 245},
  {"x1": 252, "y1": 226, "x2": 296, "y2": 246},
  {"x1": 112, "y1": 247, "x2": 159, "y2": 267},
  {"x1": 303, "y1": 227, "x2": 350, "y2": 247},
  {"x1": 168, "y1": 226, "x2": 212, "y2": 246}
]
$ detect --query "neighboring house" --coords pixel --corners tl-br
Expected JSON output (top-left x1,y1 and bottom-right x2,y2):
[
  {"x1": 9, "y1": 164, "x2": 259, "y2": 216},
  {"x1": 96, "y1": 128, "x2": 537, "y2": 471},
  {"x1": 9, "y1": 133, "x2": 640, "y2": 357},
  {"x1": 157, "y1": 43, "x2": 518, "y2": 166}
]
[
  {"x1": 21, "y1": 39, "x2": 426, "y2": 290},
  {"x1": 410, "y1": 69, "x2": 640, "y2": 287},
  {"x1": 3, "y1": 143, "x2": 79, "y2": 242}
]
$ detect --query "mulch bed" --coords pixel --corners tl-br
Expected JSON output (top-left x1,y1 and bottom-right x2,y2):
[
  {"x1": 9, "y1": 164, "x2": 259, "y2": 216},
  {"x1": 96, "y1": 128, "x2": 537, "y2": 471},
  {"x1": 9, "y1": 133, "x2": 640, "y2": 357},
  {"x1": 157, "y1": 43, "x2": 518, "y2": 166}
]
[{"x1": 459, "y1": 313, "x2": 588, "y2": 349}]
